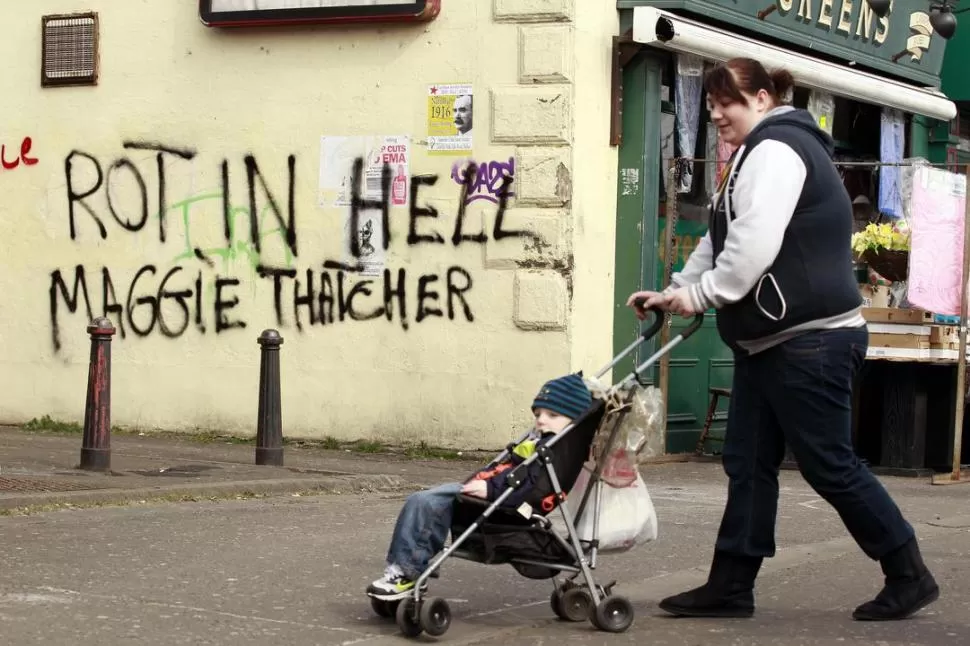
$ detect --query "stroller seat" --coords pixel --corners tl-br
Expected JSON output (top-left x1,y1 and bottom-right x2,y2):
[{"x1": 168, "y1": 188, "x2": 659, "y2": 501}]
[{"x1": 449, "y1": 400, "x2": 606, "y2": 578}]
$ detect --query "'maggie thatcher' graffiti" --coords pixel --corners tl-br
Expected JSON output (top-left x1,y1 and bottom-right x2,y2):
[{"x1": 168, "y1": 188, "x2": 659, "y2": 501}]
[{"x1": 49, "y1": 141, "x2": 530, "y2": 352}]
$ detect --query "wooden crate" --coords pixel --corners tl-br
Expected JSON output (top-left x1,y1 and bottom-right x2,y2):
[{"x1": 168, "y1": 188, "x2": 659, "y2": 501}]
[
  {"x1": 862, "y1": 307, "x2": 933, "y2": 325},
  {"x1": 868, "y1": 333, "x2": 931, "y2": 350}
]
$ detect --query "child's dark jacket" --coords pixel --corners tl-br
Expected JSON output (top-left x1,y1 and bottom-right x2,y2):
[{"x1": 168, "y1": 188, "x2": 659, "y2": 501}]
[{"x1": 470, "y1": 431, "x2": 556, "y2": 510}]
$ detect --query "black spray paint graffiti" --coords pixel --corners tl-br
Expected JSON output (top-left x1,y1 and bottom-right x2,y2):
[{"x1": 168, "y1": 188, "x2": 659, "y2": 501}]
[
  {"x1": 256, "y1": 265, "x2": 473, "y2": 332},
  {"x1": 49, "y1": 144, "x2": 538, "y2": 352},
  {"x1": 450, "y1": 157, "x2": 516, "y2": 206},
  {"x1": 49, "y1": 265, "x2": 245, "y2": 351},
  {"x1": 64, "y1": 140, "x2": 297, "y2": 255},
  {"x1": 255, "y1": 156, "x2": 534, "y2": 332}
]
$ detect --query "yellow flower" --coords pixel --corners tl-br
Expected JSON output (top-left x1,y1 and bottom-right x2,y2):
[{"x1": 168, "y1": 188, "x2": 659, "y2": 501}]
[{"x1": 850, "y1": 220, "x2": 910, "y2": 256}]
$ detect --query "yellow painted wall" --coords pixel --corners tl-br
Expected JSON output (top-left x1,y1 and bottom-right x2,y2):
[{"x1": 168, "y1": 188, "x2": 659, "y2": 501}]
[{"x1": 0, "y1": 0, "x2": 618, "y2": 448}]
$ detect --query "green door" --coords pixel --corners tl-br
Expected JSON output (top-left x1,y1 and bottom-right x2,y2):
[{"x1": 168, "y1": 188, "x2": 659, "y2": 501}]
[{"x1": 612, "y1": 52, "x2": 733, "y2": 456}]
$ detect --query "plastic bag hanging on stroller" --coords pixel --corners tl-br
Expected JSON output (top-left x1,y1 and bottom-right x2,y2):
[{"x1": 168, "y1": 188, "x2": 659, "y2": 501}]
[
  {"x1": 565, "y1": 464, "x2": 658, "y2": 553},
  {"x1": 371, "y1": 306, "x2": 704, "y2": 640},
  {"x1": 550, "y1": 376, "x2": 663, "y2": 552}
]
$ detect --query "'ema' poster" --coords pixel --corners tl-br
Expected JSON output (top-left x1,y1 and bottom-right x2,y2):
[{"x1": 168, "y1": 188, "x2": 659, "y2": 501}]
[
  {"x1": 427, "y1": 83, "x2": 472, "y2": 155},
  {"x1": 318, "y1": 135, "x2": 410, "y2": 276},
  {"x1": 318, "y1": 135, "x2": 410, "y2": 209},
  {"x1": 906, "y1": 166, "x2": 967, "y2": 316}
]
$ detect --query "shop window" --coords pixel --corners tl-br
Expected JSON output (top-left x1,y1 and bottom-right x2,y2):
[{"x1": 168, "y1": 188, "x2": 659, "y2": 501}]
[{"x1": 41, "y1": 13, "x2": 99, "y2": 88}]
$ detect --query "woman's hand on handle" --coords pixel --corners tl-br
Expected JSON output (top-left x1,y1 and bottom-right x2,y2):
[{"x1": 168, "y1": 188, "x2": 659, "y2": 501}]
[
  {"x1": 663, "y1": 286, "x2": 703, "y2": 317},
  {"x1": 626, "y1": 290, "x2": 667, "y2": 320}
]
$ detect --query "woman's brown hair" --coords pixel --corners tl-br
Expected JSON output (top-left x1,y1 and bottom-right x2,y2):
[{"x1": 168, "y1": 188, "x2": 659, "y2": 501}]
[{"x1": 704, "y1": 57, "x2": 794, "y2": 106}]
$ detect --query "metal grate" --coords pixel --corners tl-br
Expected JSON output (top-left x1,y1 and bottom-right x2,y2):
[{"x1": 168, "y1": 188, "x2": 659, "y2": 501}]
[
  {"x1": 41, "y1": 13, "x2": 99, "y2": 87},
  {"x1": 0, "y1": 476, "x2": 108, "y2": 494}
]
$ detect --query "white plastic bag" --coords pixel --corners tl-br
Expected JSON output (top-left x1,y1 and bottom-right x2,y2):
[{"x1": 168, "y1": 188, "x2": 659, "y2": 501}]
[{"x1": 567, "y1": 469, "x2": 658, "y2": 553}]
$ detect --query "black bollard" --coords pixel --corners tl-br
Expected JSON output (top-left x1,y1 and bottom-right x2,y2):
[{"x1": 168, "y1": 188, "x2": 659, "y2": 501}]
[
  {"x1": 255, "y1": 329, "x2": 284, "y2": 466},
  {"x1": 80, "y1": 317, "x2": 116, "y2": 471}
]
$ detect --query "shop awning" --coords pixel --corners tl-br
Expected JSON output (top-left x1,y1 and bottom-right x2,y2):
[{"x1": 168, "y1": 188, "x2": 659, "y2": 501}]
[{"x1": 632, "y1": 6, "x2": 958, "y2": 121}]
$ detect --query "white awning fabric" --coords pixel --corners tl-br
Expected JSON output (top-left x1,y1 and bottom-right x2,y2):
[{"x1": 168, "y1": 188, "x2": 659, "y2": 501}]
[{"x1": 632, "y1": 6, "x2": 957, "y2": 121}]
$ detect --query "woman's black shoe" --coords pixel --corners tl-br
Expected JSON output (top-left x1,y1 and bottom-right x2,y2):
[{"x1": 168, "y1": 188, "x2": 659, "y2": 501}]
[
  {"x1": 658, "y1": 551, "x2": 762, "y2": 618},
  {"x1": 853, "y1": 538, "x2": 940, "y2": 621}
]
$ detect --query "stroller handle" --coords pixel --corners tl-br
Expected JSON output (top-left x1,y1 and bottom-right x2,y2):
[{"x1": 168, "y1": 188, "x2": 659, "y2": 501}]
[
  {"x1": 593, "y1": 303, "x2": 664, "y2": 380},
  {"x1": 594, "y1": 300, "x2": 705, "y2": 382},
  {"x1": 681, "y1": 311, "x2": 705, "y2": 339},
  {"x1": 632, "y1": 298, "x2": 665, "y2": 341}
]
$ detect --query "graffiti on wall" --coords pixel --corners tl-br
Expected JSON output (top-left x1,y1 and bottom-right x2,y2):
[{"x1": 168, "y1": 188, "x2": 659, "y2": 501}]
[
  {"x1": 450, "y1": 157, "x2": 515, "y2": 206},
  {"x1": 2, "y1": 136, "x2": 38, "y2": 172},
  {"x1": 49, "y1": 141, "x2": 530, "y2": 352}
]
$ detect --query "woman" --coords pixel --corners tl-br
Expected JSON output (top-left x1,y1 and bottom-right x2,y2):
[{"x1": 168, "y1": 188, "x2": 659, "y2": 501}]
[{"x1": 628, "y1": 57, "x2": 938, "y2": 621}]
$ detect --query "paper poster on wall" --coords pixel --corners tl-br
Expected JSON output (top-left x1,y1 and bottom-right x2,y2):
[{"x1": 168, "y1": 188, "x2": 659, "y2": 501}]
[
  {"x1": 318, "y1": 135, "x2": 410, "y2": 208},
  {"x1": 319, "y1": 135, "x2": 409, "y2": 277},
  {"x1": 427, "y1": 83, "x2": 473, "y2": 155},
  {"x1": 906, "y1": 166, "x2": 967, "y2": 316},
  {"x1": 343, "y1": 211, "x2": 386, "y2": 277}
]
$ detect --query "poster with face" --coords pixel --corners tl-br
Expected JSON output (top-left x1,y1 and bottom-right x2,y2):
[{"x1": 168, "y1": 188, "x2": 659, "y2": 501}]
[
  {"x1": 427, "y1": 84, "x2": 473, "y2": 155},
  {"x1": 200, "y1": 0, "x2": 438, "y2": 26}
]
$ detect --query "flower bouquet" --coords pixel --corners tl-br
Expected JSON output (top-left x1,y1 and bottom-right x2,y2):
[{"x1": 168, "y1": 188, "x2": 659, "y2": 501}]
[{"x1": 851, "y1": 221, "x2": 911, "y2": 283}]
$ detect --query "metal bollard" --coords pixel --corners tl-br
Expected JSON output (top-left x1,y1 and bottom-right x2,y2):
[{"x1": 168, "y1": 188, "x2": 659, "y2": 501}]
[
  {"x1": 255, "y1": 329, "x2": 284, "y2": 466},
  {"x1": 80, "y1": 317, "x2": 116, "y2": 471}
]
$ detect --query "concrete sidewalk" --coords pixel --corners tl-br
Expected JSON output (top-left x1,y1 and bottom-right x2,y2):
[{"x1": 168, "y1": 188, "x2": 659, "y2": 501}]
[{"x1": 0, "y1": 427, "x2": 479, "y2": 511}]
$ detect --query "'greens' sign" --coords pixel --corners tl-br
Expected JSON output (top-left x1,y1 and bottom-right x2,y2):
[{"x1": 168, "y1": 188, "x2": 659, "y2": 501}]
[{"x1": 622, "y1": 0, "x2": 947, "y2": 86}]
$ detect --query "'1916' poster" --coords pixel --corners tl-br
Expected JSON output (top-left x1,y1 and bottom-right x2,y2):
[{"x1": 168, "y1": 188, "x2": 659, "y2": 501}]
[{"x1": 427, "y1": 83, "x2": 472, "y2": 155}]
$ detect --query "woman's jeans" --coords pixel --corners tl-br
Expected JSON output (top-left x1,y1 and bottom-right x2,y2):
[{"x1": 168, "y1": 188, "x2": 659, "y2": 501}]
[
  {"x1": 386, "y1": 482, "x2": 462, "y2": 579},
  {"x1": 715, "y1": 326, "x2": 915, "y2": 561}
]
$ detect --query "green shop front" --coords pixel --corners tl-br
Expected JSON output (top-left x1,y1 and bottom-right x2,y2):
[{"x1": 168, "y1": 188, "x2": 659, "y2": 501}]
[
  {"x1": 931, "y1": 15, "x2": 970, "y2": 166},
  {"x1": 610, "y1": 0, "x2": 957, "y2": 456}
]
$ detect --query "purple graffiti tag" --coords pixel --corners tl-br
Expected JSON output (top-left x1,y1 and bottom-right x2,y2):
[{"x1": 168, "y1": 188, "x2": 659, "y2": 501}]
[{"x1": 450, "y1": 157, "x2": 515, "y2": 205}]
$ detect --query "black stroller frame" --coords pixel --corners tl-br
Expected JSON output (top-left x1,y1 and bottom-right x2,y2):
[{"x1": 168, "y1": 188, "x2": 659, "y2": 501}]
[{"x1": 372, "y1": 306, "x2": 704, "y2": 639}]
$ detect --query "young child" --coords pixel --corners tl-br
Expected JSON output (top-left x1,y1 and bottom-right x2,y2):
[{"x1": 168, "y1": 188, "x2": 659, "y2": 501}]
[{"x1": 366, "y1": 373, "x2": 593, "y2": 600}]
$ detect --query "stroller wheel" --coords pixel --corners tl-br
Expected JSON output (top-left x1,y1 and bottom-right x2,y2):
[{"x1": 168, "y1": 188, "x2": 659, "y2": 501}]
[
  {"x1": 559, "y1": 587, "x2": 593, "y2": 622},
  {"x1": 395, "y1": 598, "x2": 424, "y2": 638},
  {"x1": 369, "y1": 596, "x2": 398, "y2": 619},
  {"x1": 550, "y1": 589, "x2": 566, "y2": 619},
  {"x1": 592, "y1": 595, "x2": 635, "y2": 633},
  {"x1": 419, "y1": 597, "x2": 452, "y2": 637}
]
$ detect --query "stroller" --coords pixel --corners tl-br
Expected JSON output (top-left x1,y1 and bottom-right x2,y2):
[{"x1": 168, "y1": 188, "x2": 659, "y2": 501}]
[{"x1": 370, "y1": 306, "x2": 704, "y2": 639}]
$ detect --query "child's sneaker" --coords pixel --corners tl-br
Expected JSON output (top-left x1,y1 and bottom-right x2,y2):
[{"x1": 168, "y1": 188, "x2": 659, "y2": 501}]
[{"x1": 366, "y1": 564, "x2": 429, "y2": 600}]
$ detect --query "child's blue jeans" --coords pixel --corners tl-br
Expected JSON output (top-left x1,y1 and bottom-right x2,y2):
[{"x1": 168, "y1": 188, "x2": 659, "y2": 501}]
[{"x1": 386, "y1": 482, "x2": 463, "y2": 580}]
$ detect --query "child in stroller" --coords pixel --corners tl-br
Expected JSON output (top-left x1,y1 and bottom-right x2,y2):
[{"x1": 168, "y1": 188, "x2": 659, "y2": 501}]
[
  {"x1": 365, "y1": 306, "x2": 702, "y2": 639},
  {"x1": 366, "y1": 372, "x2": 593, "y2": 601}
]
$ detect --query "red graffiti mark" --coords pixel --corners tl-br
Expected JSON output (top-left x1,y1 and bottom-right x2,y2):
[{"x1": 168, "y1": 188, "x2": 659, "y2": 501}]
[{"x1": 1, "y1": 137, "x2": 38, "y2": 171}]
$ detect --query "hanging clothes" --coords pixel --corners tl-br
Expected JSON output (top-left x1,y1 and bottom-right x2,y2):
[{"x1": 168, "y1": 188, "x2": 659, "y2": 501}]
[
  {"x1": 674, "y1": 54, "x2": 704, "y2": 193},
  {"x1": 878, "y1": 108, "x2": 905, "y2": 219}
]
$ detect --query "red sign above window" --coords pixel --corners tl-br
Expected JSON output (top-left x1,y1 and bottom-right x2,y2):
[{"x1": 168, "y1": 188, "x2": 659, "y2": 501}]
[{"x1": 200, "y1": 0, "x2": 440, "y2": 28}]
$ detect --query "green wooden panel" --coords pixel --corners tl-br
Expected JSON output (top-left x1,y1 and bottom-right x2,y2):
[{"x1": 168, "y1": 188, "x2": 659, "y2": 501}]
[
  {"x1": 655, "y1": 218, "x2": 735, "y2": 454},
  {"x1": 612, "y1": 53, "x2": 665, "y2": 384},
  {"x1": 612, "y1": 51, "x2": 736, "y2": 456},
  {"x1": 665, "y1": 317, "x2": 735, "y2": 454},
  {"x1": 941, "y1": 28, "x2": 970, "y2": 101},
  {"x1": 618, "y1": 0, "x2": 946, "y2": 87}
]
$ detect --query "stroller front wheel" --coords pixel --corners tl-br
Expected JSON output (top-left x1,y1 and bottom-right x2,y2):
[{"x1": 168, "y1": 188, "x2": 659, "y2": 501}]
[
  {"x1": 369, "y1": 596, "x2": 398, "y2": 619},
  {"x1": 550, "y1": 588, "x2": 565, "y2": 619},
  {"x1": 395, "y1": 598, "x2": 424, "y2": 638},
  {"x1": 419, "y1": 597, "x2": 452, "y2": 637},
  {"x1": 559, "y1": 587, "x2": 593, "y2": 622},
  {"x1": 591, "y1": 595, "x2": 635, "y2": 633}
]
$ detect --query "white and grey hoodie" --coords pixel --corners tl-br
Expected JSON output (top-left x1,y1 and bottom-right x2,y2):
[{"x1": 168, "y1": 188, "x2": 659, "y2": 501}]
[{"x1": 666, "y1": 106, "x2": 865, "y2": 355}]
